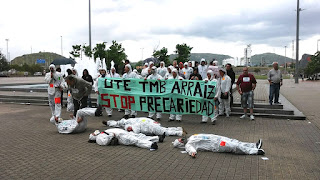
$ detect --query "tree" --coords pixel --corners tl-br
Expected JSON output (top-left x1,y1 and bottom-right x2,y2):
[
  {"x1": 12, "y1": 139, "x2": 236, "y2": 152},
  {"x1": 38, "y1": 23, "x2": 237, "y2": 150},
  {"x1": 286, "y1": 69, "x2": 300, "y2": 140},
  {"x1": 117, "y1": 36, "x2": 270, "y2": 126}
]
[
  {"x1": 106, "y1": 40, "x2": 127, "y2": 73},
  {"x1": 82, "y1": 44, "x2": 93, "y2": 58},
  {"x1": 153, "y1": 47, "x2": 170, "y2": 66},
  {"x1": 0, "y1": 52, "x2": 10, "y2": 71},
  {"x1": 304, "y1": 51, "x2": 320, "y2": 79},
  {"x1": 93, "y1": 42, "x2": 107, "y2": 61},
  {"x1": 69, "y1": 45, "x2": 82, "y2": 59},
  {"x1": 174, "y1": 43, "x2": 193, "y2": 63}
]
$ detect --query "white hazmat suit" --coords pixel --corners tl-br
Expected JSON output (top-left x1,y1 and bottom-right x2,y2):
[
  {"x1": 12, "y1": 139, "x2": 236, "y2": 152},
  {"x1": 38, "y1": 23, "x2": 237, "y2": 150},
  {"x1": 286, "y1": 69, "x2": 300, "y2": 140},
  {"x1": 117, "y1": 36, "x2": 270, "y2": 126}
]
[
  {"x1": 215, "y1": 68, "x2": 232, "y2": 116},
  {"x1": 123, "y1": 64, "x2": 139, "y2": 117},
  {"x1": 89, "y1": 128, "x2": 159, "y2": 150},
  {"x1": 168, "y1": 69, "x2": 183, "y2": 121},
  {"x1": 51, "y1": 107, "x2": 97, "y2": 134},
  {"x1": 173, "y1": 134, "x2": 264, "y2": 157},
  {"x1": 147, "y1": 66, "x2": 163, "y2": 120},
  {"x1": 45, "y1": 64, "x2": 66, "y2": 120},
  {"x1": 202, "y1": 70, "x2": 219, "y2": 123}
]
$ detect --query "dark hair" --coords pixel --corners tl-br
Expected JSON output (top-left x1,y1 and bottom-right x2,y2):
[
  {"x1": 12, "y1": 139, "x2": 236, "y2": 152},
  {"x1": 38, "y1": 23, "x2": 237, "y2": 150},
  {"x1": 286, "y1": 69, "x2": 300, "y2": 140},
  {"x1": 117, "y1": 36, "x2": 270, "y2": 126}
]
[
  {"x1": 56, "y1": 67, "x2": 61, "y2": 72},
  {"x1": 83, "y1": 69, "x2": 89, "y2": 75},
  {"x1": 66, "y1": 69, "x2": 73, "y2": 75},
  {"x1": 226, "y1": 63, "x2": 232, "y2": 66},
  {"x1": 125, "y1": 59, "x2": 130, "y2": 64}
]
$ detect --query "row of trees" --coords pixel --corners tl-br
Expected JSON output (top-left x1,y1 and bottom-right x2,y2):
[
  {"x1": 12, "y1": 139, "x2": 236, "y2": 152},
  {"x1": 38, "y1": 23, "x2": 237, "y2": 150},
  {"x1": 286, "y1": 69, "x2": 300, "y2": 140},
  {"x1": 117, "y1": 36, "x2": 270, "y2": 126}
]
[{"x1": 70, "y1": 41, "x2": 193, "y2": 71}]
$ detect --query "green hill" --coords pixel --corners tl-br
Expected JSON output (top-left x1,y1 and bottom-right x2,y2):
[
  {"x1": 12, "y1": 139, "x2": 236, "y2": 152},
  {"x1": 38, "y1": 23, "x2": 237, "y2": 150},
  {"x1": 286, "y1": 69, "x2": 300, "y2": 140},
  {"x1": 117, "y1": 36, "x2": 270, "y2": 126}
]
[
  {"x1": 169, "y1": 53, "x2": 232, "y2": 65},
  {"x1": 11, "y1": 52, "x2": 65, "y2": 67},
  {"x1": 250, "y1": 53, "x2": 294, "y2": 66}
]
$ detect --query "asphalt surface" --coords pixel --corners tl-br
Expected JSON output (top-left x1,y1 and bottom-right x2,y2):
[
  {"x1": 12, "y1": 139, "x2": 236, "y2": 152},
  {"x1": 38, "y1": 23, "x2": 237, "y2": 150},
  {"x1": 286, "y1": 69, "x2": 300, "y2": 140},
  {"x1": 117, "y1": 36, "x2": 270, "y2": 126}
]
[{"x1": 0, "y1": 77, "x2": 320, "y2": 179}]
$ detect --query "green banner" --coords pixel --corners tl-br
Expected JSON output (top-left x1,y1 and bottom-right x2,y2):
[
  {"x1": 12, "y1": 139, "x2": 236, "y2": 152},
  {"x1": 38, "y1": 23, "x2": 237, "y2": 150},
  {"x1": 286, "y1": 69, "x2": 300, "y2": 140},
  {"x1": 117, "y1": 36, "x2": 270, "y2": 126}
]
[{"x1": 98, "y1": 78, "x2": 217, "y2": 117}]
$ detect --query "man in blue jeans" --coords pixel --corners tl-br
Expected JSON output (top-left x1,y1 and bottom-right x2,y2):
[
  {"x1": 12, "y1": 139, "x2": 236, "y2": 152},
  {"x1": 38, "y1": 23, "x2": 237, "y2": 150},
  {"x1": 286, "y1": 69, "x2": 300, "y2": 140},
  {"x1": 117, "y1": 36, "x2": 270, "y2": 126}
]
[{"x1": 267, "y1": 62, "x2": 283, "y2": 105}]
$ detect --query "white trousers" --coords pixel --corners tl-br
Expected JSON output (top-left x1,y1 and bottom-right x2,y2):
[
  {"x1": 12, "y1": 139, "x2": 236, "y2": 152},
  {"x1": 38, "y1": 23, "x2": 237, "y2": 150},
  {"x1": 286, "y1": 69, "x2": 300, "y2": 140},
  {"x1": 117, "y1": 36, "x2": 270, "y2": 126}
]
[{"x1": 48, "y1": 90, "x2": 62, "y2": 118}]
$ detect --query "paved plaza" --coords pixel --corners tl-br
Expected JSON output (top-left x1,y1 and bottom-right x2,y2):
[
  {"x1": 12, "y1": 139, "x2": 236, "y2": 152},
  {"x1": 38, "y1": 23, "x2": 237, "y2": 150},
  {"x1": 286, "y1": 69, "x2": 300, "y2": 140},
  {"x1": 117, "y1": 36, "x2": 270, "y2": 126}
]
[{"x1": 0, "y1": 78, "x2": 320, "y2": 179}]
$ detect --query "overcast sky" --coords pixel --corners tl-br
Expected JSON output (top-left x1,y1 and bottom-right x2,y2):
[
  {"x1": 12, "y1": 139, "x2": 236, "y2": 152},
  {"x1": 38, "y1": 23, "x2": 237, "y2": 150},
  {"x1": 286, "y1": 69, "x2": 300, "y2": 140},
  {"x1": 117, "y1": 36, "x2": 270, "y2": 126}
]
[{"x1": 1, "y1": 0, "x2": 319, "y2": 62}]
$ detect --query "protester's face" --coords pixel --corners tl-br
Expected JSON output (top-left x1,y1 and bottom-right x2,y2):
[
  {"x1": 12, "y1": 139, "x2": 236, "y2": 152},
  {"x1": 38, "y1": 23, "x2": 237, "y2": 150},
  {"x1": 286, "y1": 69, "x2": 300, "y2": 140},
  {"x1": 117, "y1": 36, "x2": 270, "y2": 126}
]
[
  {"x1": 173, "y1": 61, "x2": 177, "y2": 66},
  {"x1": 112, "y1": 68, "x2": 115, "y2": 73},
  {"x1": 50, "y1": 67, "x2": 54, "y2": 72},
  {"x1": 243, "y1": 68, "x2": 249, "y2": 75},
  {"x1": 160, "y1": 63, "x2": 164, "y2": 67},
  {"x1": 168, "y1": 68, "x2": 171, "y2": 73},
  {"x1": 273, "y1": 63, "x2": 278, "y2": 70},
  {"x1": 179, "y1": 64, "x2": 183, "y2": 69},
  {"x1": 172, "y1": 71, "x2": 177, "y2": 77},
  {"x1": 207, "y1": 74, "x2": 211, "y2": 79},
  {"x1": 226, "y1": 65, "x2": 231, "y2": 70},
  {"x1": 150, "y1": 64, "x2": 154, "y2": 68},
  {"x1": 219, "y1": 71, "x2": 224, "y2": 77},
  {"x1": 100, "y1": 70, "x2": 106, "y2": 75},
  {"x1": 201, "y1": 61, "x2": 205, "y2": 66},
  {"x1": 148, "y1": 68, "x2": 151, "y2": 74},
  {"x1": 184, "y1": 65, "x2": 188, "y2": 69},
  {"x1": 188, "y1": 62, "x2": 192, "y2": 67},
  {"x1": 125, "y1": 66, "x2": 129, "y2": 73},
  {"x1": 83, "y1": 71, "x2": 87, "y2": 75},
  {"x1": 72, "y1": 70, "x2": 77, "y2": 75}
]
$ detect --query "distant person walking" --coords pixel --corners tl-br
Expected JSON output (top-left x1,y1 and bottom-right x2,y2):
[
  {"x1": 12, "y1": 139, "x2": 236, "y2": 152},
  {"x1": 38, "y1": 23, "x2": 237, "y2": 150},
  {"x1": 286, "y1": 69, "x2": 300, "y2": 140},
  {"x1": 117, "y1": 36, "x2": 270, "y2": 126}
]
[
  {"x1": 236, "y1": 67, "x2": 257, "y2": 120},
  {"x1": 267, "y1": 62, "x2": 282, "y2": 105}
]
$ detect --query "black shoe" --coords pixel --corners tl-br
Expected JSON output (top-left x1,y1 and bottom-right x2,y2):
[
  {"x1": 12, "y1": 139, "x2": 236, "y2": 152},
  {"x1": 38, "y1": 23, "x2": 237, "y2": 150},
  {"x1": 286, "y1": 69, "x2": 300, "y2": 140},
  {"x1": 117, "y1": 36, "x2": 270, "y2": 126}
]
[
  {"x1": 130, "y1": 115, "x2": 135, "y2": 118},
  {"x1": 200, "y1": 121, "x2": 207, "y2": 124},
  {"x1": 256, "y1": 139, "x2": 263, "y2": 149},
  {"x1": 108, "y1": 115, "x2": 112, "y2": 117},
  {"x1": 88, "y1": 139, "x2": 96, "y2": 143},
  {"x1": 177, "y1": 120, "x2": 181, "y2": 122},
  {"x1": 148, "y1": 117, "x2": 154, "y2": 120},
  {"x1": 102, "y1": 120, "x2": 108, "y2": 126},
  {"x1": 156, "y1": 118, "x2": 161, "y2": 121},
  {"x1": 258, "y1": 149, "x2": 265, "y2": 155},
  {"x1": 150, "y1": 142, "x2": 158, "y2": 150},
  {"x1": 123, "y1": 115, "x2": 129, "y2": 119},
  {"x1": 159, "y1": 132, "x2": 166, "y2": 143},
  {"x1": 95, "y1": 105, "x2": 102, "y2": 116},
  {"x1": 212, "y1": 121, "x2": 216, "y2": 125},
  {"x1": 110, "y1": 137, "x2": 119, "y2": 146},
  {"x1": 168, "y1": 119, "x2": 174, "y2": 122}
]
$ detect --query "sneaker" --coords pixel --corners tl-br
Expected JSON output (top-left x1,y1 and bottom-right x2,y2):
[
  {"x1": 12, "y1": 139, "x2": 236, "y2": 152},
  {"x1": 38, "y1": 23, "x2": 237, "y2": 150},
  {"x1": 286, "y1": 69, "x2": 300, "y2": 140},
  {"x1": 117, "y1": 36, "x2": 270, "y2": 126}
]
[
  {"x1": 257, "y1": 149, "x2": 265, "y2": 155},
  {"x1": 102, "y1": 120, "x2": 108, "y2": 126},
  {"x1": 250, "y1": 115, "x2": 255, "y2": 120},
  {"x1": 168, "y1": 119, "x2": 174, "y2": 122},
  {"x1": 150, "y1": 142, "x2": 158, "y2": 150},
  {"x1": 110, "y1": 137, "x2": 119, "y2": 146},
  {"x1": 274, "y1": 102, "x2": 281, "y2": 105},
  {"x1": 156, "y1": 118, "x2": 161, "y2": 121},
  {"x1": 200, "y1": 121, "x2": 207, "y2": 124},
  {"x1": 123, "y1": 115, "x2": 129, "y2": 119},
  {"x1": 176, "y1": 120, "x2": 181, "y2": 122},
  {"x1": 95, "y1": 105, "x2": 103, "y2": 116},
  {"x1": 159, "y1": 132, "x2": 166, "y2": 143},
  {"x1": 108, "y1": 115, "x2": 112, "y2": 117},
  {"x1": 212, "y1": 120, "x2": 216, "y2": 125},
  {"x1": 256, "y1": 139, "x2": 263, "y2": 149},
  {"x1": 240, "y1": 114, "x2": 247, "y2": 119},
  {"x1": 88, "y1": 139, "x2": 96, "y2": 143},
  {"x1": 226, "y1": 114, "x2": 230, "y2": 118}
]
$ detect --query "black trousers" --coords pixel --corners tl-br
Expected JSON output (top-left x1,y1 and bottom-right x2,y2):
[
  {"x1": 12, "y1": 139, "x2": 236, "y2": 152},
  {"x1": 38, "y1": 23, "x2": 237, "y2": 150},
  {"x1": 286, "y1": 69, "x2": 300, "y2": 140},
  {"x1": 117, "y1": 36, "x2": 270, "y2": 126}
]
[
  {"x1": 73, "y1": 96, "x2": 88, "y2": 117},
  {"x1": 229, "y1": 87, "x2": 233, "y2": 107}
]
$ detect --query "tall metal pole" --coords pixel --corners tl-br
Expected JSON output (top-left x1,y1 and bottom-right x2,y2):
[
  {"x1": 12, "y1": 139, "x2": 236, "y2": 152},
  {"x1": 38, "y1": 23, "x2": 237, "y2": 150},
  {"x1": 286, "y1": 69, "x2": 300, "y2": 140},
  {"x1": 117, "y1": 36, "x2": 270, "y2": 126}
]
[
  {"x1": 60, "y1": 36, "x2": 63, "y2": 56},
  {"x1": 295, "y1": 0, "x2": 300, "y2": 84},
  {"x1": 284, "y1": 46, "x2": 287, "y2": 73},
  {"x1": 89, "y1": 0, "x2": 92, "y2": 51},
  {"x1": 5, "y1": 39, "x2": 9, "y2": 62}
]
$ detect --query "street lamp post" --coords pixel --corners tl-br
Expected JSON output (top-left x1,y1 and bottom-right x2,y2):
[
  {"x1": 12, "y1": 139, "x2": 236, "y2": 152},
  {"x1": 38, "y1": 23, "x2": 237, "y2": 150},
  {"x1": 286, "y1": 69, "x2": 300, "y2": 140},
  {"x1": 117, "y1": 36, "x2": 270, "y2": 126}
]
[
  {"x1": 284, "y1": 46, "x2": 287, "y2": 73},
  {"x1": 5, "y1": 39, "x2": 9, "y2": 62},
  {"x1": 295, "y1": 0, "x2": 301, "y2": 84},
  {"x1": 89, "y1": 0, "x2": 92, "y2": 51}
]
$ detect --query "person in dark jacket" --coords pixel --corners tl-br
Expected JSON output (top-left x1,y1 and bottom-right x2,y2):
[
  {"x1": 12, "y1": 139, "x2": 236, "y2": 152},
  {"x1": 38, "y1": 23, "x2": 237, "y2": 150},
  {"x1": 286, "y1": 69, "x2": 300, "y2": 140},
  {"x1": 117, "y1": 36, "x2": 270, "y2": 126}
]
[
  {"x1": 82, "y1": 69, "x2": 94, "y2": 107},
  {"x1": 226, "y1": 63, "x2": 235, "y2": 107},
  {"x1": 189, "y1": 67, "x2": 203, "y2": 80}
]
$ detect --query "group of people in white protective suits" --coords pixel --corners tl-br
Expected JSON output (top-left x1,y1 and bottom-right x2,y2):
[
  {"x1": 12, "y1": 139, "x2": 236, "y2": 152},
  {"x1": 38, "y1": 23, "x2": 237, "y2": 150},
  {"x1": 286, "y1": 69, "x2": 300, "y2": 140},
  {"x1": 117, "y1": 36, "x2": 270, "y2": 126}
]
[{"x1": 45, "y1": 63, "x2": 265, "y2": 157}]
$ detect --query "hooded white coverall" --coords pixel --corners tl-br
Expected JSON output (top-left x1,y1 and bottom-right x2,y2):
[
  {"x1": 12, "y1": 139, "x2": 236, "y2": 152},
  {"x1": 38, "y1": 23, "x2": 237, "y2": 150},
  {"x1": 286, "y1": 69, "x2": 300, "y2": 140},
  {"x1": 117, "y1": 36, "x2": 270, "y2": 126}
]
[
  {"x1": 141, "y1": 64, "x2": 149, "y2": 78},
  {"x1": 105, "y1": 67, "x2": 120, "y2": 115},
  {"x1": 176, "y1": 134, "x2": 260, "y2": 156},
  {"x1": 107, "y1": 117, "x2": 183, "y2": 136},
  {"x1": 164, "y1": 66, "x2": 174, "y2": 80},
  {"x1": 156, "y1": 61, "x2": 168, "y2": 77},
  {"x1": 147, "y1": 69, "x2": 163, "y2": 119},
  {"x1": 123, "y1": 64, "x2": 139, "y2": 116},
  {"x1": 202, "y1": 70, "x2": 219, "y2": 123},
  {"x1": 89, "y1": 128, "x2": 159, "y2": 149},
  {"x1": 215, "y1": 74, "x2": 232, "y2": 116},
  {"x1": 51, "y1": 107, "x2": 96, "y2": 134},
  {"x1": 198, "y1": 59, "x2": 208, "y2": 79},
  {"x1": 168, "y1": 70, "x2": 183, "y2": 121},
  {"x1": 45, "y1": 65, "x2": 66, "y2": 119}
]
